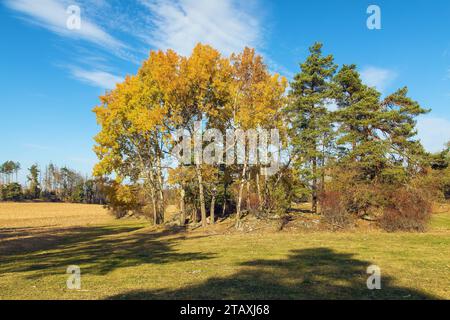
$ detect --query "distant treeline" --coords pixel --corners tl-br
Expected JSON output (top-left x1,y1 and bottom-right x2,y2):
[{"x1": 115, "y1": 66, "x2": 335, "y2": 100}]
[{"x1": 0, "y1": 162, "x2": 106, "y2": 204}]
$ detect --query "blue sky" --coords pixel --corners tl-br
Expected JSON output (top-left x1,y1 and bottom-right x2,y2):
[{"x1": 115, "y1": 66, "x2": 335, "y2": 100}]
[{"x1": 1, "y1": 0, "x2": 450, "y2": 183}]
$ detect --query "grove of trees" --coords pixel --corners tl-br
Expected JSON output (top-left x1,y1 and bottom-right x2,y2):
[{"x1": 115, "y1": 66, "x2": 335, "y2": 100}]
[
  {"x1": 0, "y1": 161, "x2": 105, "y2": 204},
  {"x1": 93, "y1": 42, "x2": 450, "y2": 231}
]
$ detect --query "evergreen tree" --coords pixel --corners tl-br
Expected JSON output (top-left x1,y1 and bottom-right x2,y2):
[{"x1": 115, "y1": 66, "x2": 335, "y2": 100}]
[
  {"x1": 285, "y1": 43, "x2": 337, "y2": 213},
  {"x1": 333, "y1": 65, "x2": 429, "y2": 183}
]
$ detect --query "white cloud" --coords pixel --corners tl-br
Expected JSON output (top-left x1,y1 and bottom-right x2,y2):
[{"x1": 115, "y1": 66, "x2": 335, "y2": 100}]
[
  {"x1": 5, "y1": 0, "x2": 124, "y2": 52},
  {"x1": 5, "y1": 0, "x2": 274, "y2": 86},
  {"x1": 416, "y1": 116, "x2": 450, "y2": 153},
  {"x1": 360, "y1": 66, "x2": 397, "y2": 93},
  {"x1": 138, "y1": 0, "x2": 263, "y2": 56},
  {"x1": 69, "y1": 67, "x2": 124, "y2": 90}
]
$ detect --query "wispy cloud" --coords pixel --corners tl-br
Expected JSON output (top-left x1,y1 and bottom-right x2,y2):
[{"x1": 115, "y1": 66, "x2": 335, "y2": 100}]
[
  {"x1": 138, "y1": 0, "x2": 263, "y2": 56},
  {"x1": 416, "y1": 116, "x2": 450, "y2": 152},
  {"x1": 5, "y1": 0, "x2": 125, "y2": 51},
  {"x1": 360, "y1": 66, "x2": 397, "y2": 93},
  {"x1": 5, "y1": 0, "x2": 275, "y2": 86},
  {"x1": 69, "y1": 67, "x2": 124, "y2": 90}
]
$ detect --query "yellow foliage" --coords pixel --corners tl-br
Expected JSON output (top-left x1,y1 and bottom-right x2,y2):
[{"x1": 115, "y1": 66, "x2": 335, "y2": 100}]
[{"x1": 92, "y1": 43, "x2": 288, "y2": 202}]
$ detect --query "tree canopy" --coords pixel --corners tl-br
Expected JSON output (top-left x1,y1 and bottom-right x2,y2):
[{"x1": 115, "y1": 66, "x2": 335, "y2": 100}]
[{"x1": 89, "y1": 42, "x2": 442, "y2": 231}]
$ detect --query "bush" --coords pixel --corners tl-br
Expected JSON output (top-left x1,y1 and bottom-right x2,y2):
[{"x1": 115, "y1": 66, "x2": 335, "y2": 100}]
[
  {"x1": 410, "y1": 169, "x2": 447, "y2": 202},
  {"x1": 40, "y1": 190, "x2": 60, "y2": 202},
  {"x1": 322, "y1": 165, "x2": 434, "y2": 232},
  {"x1": 379, "y1": 187, "x2": 432, "y2": 232},
  {"x1": 103, "y1": 182, "x2": 143, "y2": 218},
  {"x1": 257, "y1": 168, "x2": 302, "y2": 217},
  {"x1": 322, "y1": 167, "x2": 386, "y2": 219},
  {"x1": 441, "y1": 168, "x2": 450, "y2": 199},
  {"x1": 319, "y1": 190, "x2": 354, "y2": 230},
  {"x1": 0, "y1": 183, "x2": 23, "y2": 201}
]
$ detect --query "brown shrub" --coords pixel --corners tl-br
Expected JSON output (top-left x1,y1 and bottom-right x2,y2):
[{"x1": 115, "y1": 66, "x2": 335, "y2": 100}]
[
  {"x1": 379, "y1": 187, "x2": 432, "y2": 232},
  {"x1": 247, "y1": 192, "x2": 260, "y2": 211},
  {"x1": 319, "y1": 190, "x2": 354, "y2": 230},
  {"x1": 322, "y1": 163, "x2": 436, "y2": 232}
]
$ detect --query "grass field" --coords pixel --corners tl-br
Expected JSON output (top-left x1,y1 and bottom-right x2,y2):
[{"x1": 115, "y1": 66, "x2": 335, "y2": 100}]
[{"x1": 0, "y1": 202, "x2": 449, "y2": 300}]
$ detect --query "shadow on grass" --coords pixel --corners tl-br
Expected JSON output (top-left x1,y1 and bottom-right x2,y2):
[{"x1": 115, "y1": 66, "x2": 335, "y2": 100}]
[
  {"x1": 0, "y1": 225, "x2": 214, "y2": 277},
  {"x1": 107, "y1": 248, "x2": 437, "y2": 300},
  {"x1": 0, "y1": 227, "x2": 40, "y2": 241},
  {"x1": 0, "y1": 225, "x2": 142, "y2": 254}
]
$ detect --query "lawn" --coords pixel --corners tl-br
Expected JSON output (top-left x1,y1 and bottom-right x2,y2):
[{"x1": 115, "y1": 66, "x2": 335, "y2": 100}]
[{"x1": 0, "y1": 202, "x2": 449, "y2": 300}]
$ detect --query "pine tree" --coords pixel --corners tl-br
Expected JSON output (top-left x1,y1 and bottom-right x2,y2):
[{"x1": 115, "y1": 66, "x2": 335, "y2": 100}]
[
  {"x1": 333, "y1": 65, "x2": 429, "y2": 183},
  {"x1": 285, "y1": 43, "x2": 337, "y2": 214}
]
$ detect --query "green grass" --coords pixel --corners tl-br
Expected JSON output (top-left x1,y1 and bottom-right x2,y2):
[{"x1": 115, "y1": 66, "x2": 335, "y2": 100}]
[{"x1": 0, "y1": 203, "x2": 449, "y2": 300}]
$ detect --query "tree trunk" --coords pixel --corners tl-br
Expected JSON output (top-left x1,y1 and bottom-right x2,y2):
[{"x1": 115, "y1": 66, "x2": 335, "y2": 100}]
[
  {"x1": 222, "y1": 182, "x2": 227, "y2": 217},
  {"x1": 246, "y1": 172, "x2": 251, "y2": 210},
  {"x1": 221, "y1": 166, "x2": 229, "y2": 217},
  {"x1": 156, "y1": 157, "x2": 165, "y2": 224},
  {"x1": 256, "y1": 171, "x2": 262, "y2": 210},
  {"x1": 151, "y1": 193, "x2": 157, "y2": 225},
  {"x1": 321, "y1": 170, "x2": 325, "y2": 195},
  {"x1": 144, "y1": 171, "x2": 157, "y2": 225},
  {"x1": 195, "y1": 163, "x2": 207, "y2": 227},
  {"x1": 321, "y1": 141, "x2": 326, "y2": 195},
  {"x1": 236, "y1": 161, "x2": 248, "y2": 225},
  {"x1": 312, "y1": 158, "x2": 318, "y2": 214},
  {"x1": 180, "y1": 187, "x2": 186, "y2": 226},
  {"x1": 210, "y1": 187, "x2": 216, "y2": 224},
  {"x1": 146, "y1": 172, "x2": 157, "y2": 225}
]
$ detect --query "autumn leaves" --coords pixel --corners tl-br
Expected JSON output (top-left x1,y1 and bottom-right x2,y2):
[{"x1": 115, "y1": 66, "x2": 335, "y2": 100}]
[{"x1": 93, "y1": 44, "x2": 287, "y2": 226}]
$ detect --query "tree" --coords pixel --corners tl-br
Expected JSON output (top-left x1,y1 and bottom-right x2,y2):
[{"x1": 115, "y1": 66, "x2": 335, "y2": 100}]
[
  {"x1": 285, "y1": 43, "x2": 337, "y2": 214},
  {"x1": 229, "y1": 48, "x2": 287, "y2": 222},
  {"x1": 27, "y1": 164, "x2": 41, "y2": 199},
  {"x1": 0, "y1": 163, "x2": 5, "y2": 185},
  {"x1": 167, "y1": 44, "x2": 233, "y2": 227},
  {"x1": 0, "y1": 161, "x2": 18, "y2": 184},
  {"x1": 93, "y1": 69, "x2": 170, "y2": 224},
  {"x1": 333, "y1": 65, "x2": 429, "y2": 183},
  {"x1": 319, "y1": 63, "x2": 432, "y2": 225},
  {"x1": 90, "y1": 41, "x2": 433, "y2": 229},
  {"x1": 14, "y1": 162, "x2": 20, "y2": 183},
  {"x1": 93, "y1": 44, "x2": 287, "y2": 226}
]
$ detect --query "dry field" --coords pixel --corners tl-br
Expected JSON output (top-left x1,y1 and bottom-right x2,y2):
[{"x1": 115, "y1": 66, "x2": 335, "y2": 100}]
[
  {"x1": 0, "y1": 202, "x2": 116, "y2": 229},
  {"x1": 0, "y1": 202, "x2": 449, "y2": 300}
]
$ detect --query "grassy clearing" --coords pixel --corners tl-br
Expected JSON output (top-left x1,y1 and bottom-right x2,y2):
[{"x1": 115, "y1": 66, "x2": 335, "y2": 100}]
[{"x1": 0, "y1": 202, "x2": 449, "y2": 300}]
